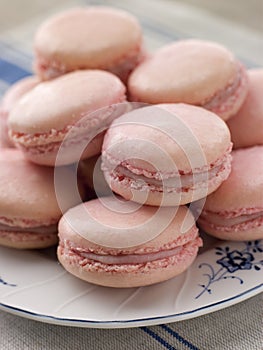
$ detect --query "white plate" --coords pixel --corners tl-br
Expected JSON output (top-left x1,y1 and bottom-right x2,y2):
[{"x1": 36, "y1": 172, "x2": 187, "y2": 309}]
[{"x1": 0, "y1": 234, "x2": 262, "y2": 328}]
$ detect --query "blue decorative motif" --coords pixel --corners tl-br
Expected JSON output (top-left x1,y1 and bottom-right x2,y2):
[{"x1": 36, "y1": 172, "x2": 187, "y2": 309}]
[
  {"x1": 196, "y1": 240, "x2": 263, "y2": 299},
  {"x1": 0, "y1": 276, "x2": 16, "y2": 287}
]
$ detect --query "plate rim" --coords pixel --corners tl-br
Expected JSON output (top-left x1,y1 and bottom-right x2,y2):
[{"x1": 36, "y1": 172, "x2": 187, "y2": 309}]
[{"x1": 0, "y1": 283, "x2": 262, "y2": 328}]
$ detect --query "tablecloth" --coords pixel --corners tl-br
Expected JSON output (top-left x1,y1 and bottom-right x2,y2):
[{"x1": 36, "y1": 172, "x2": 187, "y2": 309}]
[{"x1": 0, "y1": 0, "x2": 262, "y2": 349}]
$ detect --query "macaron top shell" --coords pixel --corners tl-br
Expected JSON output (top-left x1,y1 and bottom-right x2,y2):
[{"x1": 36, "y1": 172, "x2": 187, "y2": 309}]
[
  {"x1": 128, "y1": 40, "x2": 238, "y2": 104},
  {"x1": 59, "y1": 197, "x2": 197, "y2": 250},
  {"x1": 0, "y1": 149, "x2": 77, "y2": 222},
  {"x1": 0, "y1": 75, "x2": 39, "y2": 113},
  {"x1": 227, "y1": 69, "x2": 263, "y2": 148},
  {"x1": 102, "y1": 104, "x2": 231, "y2": 174},
  {"x1": 34, "y1": 7, "x2": 142, "y2": 69},
  {"x1": 201, "y1": 146, "x2": 263, "y2": 212},
  {"x1": 8, "y1": 70, "x2": 126, "y2": 134}
]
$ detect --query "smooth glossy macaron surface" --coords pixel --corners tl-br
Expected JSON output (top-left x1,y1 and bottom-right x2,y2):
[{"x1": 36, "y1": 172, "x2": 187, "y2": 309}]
[
  {"x1": 0, "y1": 149, "x2": 81, "y2": 222},
  {"x1": 128, "y1": 40, "x2": 248, "y2": 120},
  {"x1": 9, "y1": 70, "x2": 126, "y2": 134},
  {"x1": 58, "y1": 197, "x2": 197, "y2": 249},
  {"x1": 34, "y1": 7, "x2": 143, "y2": 79}
]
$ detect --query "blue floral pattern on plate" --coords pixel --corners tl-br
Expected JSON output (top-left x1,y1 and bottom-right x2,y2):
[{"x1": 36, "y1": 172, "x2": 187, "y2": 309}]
[
  {"x1": 0, "y1": 277, "x2": 16, "y2": 287},
  {"x1": 196, "y1": 240, "x2": 263, "y2": 299}
]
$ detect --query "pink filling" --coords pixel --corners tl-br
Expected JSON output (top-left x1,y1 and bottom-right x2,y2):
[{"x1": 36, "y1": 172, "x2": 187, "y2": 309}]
[
  {"x1": 202, "y1": 207, "x2": 263, "y2": 219},
  {"x1": 0, "y1": 216, "x2": 57, "y2": 228},
  {"x1": 0, "y1": 222, "x2": 57, "y2": 234},
  {"x1": 72, "y1": 245, "x2": 183, "y2": 264},
  {"x1": 0, "y1": 218, "x2": 58, "y2": 242},
  {"x1": 59, "y1": 236, "x2": 202, "y2": 273},
  {"x1": 102, "y1": 148, "x2": 232, "y2": 193},
  {"x1": 202, "y1": 63, "x2": 247, "y2": 115},
  {"x1": 0, "y1": 230, "x2": 57, "y2": 243},
  {"x1": 199, "y1": 209, "x2": 263, "y2": 232}
]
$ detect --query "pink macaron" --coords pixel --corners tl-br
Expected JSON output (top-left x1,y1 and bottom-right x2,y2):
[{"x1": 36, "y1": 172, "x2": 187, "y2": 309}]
[
  {"x1": 8, "y1": 70, "x2": 127, "y2": 166},
  {"x1": 101, "y1": 103, "x2": 232, "y2": 206},
  {"x1": 195, "y1": 146, "x2": 263, "y2": 241},
  {"x1": 227, "y1": 69, "x2": 263, "y2": 149},
  {"x1": 128, "y1": 40, "x2": 248, "y2": 120},
  {"x1": 0, "y1": 75, "x2": 39, "y2": 148},
  {"x1": 57, "y1": 197, "x2": 202, "y2": 287},
  {"x1": 0, "y1": 148, "x2": 82, "y2": 249},
  {"x1": 34, "y1": 7, "x2": 144, "y2": 82}
]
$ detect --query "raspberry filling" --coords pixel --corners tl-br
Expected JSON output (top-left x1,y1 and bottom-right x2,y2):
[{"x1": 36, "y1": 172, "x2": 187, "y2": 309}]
[
  {"x1": 199, "y1": 209, "x2": 263, "y2": 232},
  {"x1": 202, "y1": 63, "x2": 247, "y2": 115},
  {"x1": 72, "y1": 245, "x2": 183, "y2": 265},
  {"x1": 0, "y1": 223, "x2": 58, "y2": 234},
  {"x1": 60, "y1": 234, "x2": 202, "y2": 266},
  {"x1": 102, "y1": 147, "x2": 232, "y2": 193}
]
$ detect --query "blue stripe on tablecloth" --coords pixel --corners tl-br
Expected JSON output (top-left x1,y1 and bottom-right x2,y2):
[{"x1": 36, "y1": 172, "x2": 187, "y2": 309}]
[
  {"x1": 0, "y1": 57, "x2": 31, "y2": 84},
  {"x1": 160, "y1": 325, "x2": 199, "y2": 350},
  {"x1": 0, "y1": 41, "x2": 33, "y2": 72},
  {"x1": 141, "y1": 327, "x2": 177, "y2": 350}
]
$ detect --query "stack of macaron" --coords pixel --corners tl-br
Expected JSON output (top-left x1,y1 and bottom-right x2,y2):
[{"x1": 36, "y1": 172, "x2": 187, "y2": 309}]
[
  {"x1": 195, "y1": 69, "x2": 263, "y2": 241},
  {"x1": 0, "y1": 6, "x2": 262, "y2": 288}
]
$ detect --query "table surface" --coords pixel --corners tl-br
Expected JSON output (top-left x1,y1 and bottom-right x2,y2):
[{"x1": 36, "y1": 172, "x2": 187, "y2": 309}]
[{"x1": 0, "y1": 1, "x2": 262, "y2": 349}]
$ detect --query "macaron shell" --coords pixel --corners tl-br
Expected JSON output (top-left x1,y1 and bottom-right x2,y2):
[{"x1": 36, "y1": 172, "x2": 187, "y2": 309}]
[
  {"x1": 57, "y1": 240, "x2": 199, "y2": 288},
  {"x1": 0, "y1": 75, "x2": 40, "y2": 147},
  {"x1": 128, "y1": 40, "x2": 237, "y2": 104},
  {"x1": 34, "y1": 7, "x2": 142, "y2": 70},
  {"x1": 227, "y1": 69, "x2": 263, "y2": 148},
  {"x1": 0, "y1": 76, "x2": 40, "y2": 112},
  {"x1": 102, "y1": 104, "x2": 231, "y2": 174},
  {"x1": 199, "y1": 146, "x2": 263, "y2": 212},
  {"x1": 0, "y1": 149, "x2": 80, "y2": 221},
  {"x1": 9, "y1": 70, "x2": 126, "y2": 134},
  {"x1": 58, "y1": 199, "x2": 197, "y2": 252}
]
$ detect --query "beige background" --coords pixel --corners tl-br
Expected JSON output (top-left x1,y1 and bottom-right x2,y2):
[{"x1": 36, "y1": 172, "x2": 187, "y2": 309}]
[
  {"x1": 176, "y1": 0, "x2": 263, "y2": 31},
  {"x1": 0, "y1": 0, "x2": 262, "y2": 31}
]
